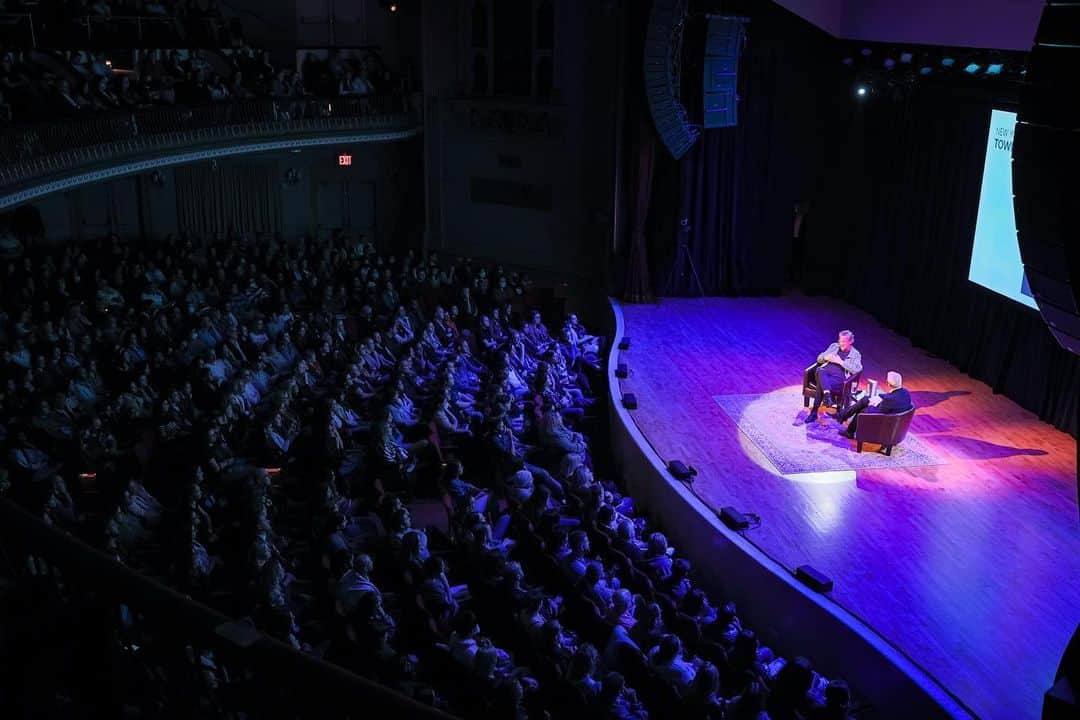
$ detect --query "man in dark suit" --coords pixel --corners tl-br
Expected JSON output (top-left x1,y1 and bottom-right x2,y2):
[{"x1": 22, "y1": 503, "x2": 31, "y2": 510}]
[{"x1": 837, "y1": 370, "x2": 913, "y2": 439}]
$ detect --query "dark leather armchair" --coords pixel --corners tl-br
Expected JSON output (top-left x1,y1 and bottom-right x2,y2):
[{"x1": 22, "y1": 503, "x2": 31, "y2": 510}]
[
  {"x1": 854, "y1": 407, "x2": 915, "y2": 455},
  {"x1": 802, "y1": 363, "x2": 862, "y2": 414}
]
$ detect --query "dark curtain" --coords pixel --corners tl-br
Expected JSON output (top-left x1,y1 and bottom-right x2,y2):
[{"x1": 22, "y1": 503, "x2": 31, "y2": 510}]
[
  {"x1": 175, "y1": 160, "x2": 283, "y2": 236},
  {"x1": 651, "y1": 3, "x2": 841, "y2": 296},
  {"x1": 807, "y1": 83, "x2": 1080, "y2": 436},
  {"x1": 624, "y1": 117, "x2": 656, "y2": 303}
]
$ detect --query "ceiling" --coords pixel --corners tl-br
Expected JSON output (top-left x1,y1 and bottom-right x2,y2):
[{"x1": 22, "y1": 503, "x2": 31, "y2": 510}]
[{"x1": 775, "y1": 0, "x2": 1043, "y2": 51}]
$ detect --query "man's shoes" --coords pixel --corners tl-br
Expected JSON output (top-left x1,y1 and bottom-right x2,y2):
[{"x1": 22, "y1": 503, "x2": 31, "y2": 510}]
[{"x1": 804, "y1": 413, "x2": 818, "y2": 424}]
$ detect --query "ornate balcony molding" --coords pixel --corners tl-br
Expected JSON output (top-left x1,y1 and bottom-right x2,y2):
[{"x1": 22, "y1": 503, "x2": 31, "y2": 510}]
[
  {"x1": 0, "y1": 98, "x2": 421, "y2": 209},
  {"x1": 0, "y1": 126, "x2": 420, "y2": 209}
]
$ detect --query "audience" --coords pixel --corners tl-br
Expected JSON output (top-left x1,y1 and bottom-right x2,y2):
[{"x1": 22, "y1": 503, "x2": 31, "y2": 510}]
[
  {"x1": 0, "y1": 227, "x2": 854, "y2": 718},
  {"x1": 0, "y1": 44, "x2": 400, "y2": 128}
]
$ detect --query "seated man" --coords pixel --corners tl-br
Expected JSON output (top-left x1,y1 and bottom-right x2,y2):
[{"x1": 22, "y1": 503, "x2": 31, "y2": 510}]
[
  {"x1": 837, "y1": 370, "x2": 913, "y2": 438},
  {"x1": 805, "y1": 329, "x2": 862, "y2": 423}
]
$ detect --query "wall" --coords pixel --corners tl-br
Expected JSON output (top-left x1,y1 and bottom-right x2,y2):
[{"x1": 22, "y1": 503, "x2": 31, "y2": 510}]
[
  {"x1": 25, "y1": 140, "x2": 422, "y2": 252},
  {"x1": 420, "y1": 0, "x2": 619, "y2": 278},
  {"x1": 34, "y1": 179, "x2": 142, "y2": 246},
  {"x1": 295, "y1": 0, "x2": 388, "y2": 53},
  {"x1": 223, "y1": 0, "x2": 298, "y2": 60}
]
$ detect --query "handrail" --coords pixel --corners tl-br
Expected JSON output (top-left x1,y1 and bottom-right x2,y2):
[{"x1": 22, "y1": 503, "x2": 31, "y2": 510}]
[
  {"x1": 0, "y1": 95, "x2": 419, "y2": 190},
  {"x1": 0, "y1": 12, "x2": 35, "y2": 47}
]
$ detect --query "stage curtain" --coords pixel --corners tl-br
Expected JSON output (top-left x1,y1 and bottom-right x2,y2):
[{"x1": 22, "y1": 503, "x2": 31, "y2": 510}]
[
  {"x1": 624, "y1": 116, "x2": 656, "y2": 303},
  {"x1": 175, "y1": 160, "x2": 283, "y2": 236},
  {"x1": 653, "y1": 4, "x2": 840, "y2": 297},
  {"x1": 806, "y1": 83, "x2": 1080, "y2": 436}
]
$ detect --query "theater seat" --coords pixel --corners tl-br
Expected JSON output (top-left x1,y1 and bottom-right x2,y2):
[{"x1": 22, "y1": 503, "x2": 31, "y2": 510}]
[
  {"x1": 803, "y1": 363, "x2": 862, "y2": 414},
  {"x1": 855, "y1": 407, "x2": 916, "y2": 456}
]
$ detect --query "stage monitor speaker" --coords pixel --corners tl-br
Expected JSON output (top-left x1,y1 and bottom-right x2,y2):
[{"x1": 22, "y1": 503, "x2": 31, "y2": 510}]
[
  {"x1": 622, "y1": 392, "x2": 638, "y2": 410},
  {"x1": 618, "y1": 337, "x2": 631, "y2": 350},
  {"x1": 644, "y1": 0, "x2": 699, "y2": 158},
  {"x1": 1014, "y1": 2, "x2": 1080, "y2": 358},
  {"x1": 703, "y1": 17, "x2": 746, "y2": 129},
  {"x1": 720, "y1": 506, "x2": 749, "y2": 530},
  {"x1": 795, "y1": 565, "x2": 834, "y2": 593},
  {"x1": 667, "y1": 460, "x2": 695, "y2": 481},
  {"x1": 616, "y1": 363, "x2": 629, "y2": 378},
  {"x1": 1044, "y1": 623, "x2": 1080, "y2": 720}
]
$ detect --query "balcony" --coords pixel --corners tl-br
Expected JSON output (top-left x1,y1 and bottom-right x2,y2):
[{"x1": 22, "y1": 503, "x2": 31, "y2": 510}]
[{"x1": 0, "y1": 95, "x2": 422, "y2": 209}]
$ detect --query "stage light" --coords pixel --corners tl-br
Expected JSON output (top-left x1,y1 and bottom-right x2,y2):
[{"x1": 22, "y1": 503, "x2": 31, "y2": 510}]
[
  {"x1": 919, "y1": 66, "x2": 933, "y2": 75},
  {"x1": 900, "y1": 52, "x2": 913, "y2": 64},
  {"x1": 965, "y1": 63, "x2": 982, "y2": 74},
  {"x1": 860, "y1": 48, "x2": 873, "y2": 57},
  {"x1": 856, "y1": 85, "x2": 869, "y2": 98},
  {"x1": 883, "y1": 58, "x2": 896, "y2": 69},
  {"x1": 842, "y1": 57, "x2": 854, "y2": 66},
  {"x1": 986, "y1": 63, "x2": 1004, "y2": 75},
  {"x1": 942, "y1": 57, "x2": 955, "y2": 68}
]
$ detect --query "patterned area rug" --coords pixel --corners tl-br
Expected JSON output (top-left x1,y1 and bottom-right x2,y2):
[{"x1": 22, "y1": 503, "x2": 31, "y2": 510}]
[{"x1": 714, "y1": 391, "x2": 945, "y2": 475}]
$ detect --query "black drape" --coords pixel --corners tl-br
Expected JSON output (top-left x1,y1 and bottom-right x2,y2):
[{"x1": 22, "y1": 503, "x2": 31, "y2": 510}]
[
  {"x1": 650, "y1": 3, "x2": 841, "y2": 296},
  {"x1": 624, "y1": 116, "x2": 657, "y2": 303},
  {"x1": 175, "y1": 160, "x2": 283, "y2": 236},
  {"x1": 807, "y1": 83, "x2": 1080, "y2": 436}
]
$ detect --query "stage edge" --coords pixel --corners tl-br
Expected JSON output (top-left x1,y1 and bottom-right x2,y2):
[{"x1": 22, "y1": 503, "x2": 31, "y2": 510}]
[{"x1": 605, "y1": 297, "x2": 972, "y2": 720}]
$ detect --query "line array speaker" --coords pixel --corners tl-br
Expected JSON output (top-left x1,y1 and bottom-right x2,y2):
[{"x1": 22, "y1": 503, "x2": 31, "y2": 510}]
[
  {"x1": 644, "y1": 0, "x2": 699, "y2": 159},
  {"x1": 703, "y1": 17, "x2": 746, "y2": 129}
]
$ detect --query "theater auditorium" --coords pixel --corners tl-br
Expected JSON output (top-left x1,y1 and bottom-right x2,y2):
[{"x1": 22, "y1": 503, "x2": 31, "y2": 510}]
[{"x1": 0, "y1": 2, "x2": 1077, "y2": 720}]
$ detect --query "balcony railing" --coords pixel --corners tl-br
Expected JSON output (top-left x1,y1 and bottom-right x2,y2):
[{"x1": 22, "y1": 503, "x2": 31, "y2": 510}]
[
  {"x1": 0, "y1": 12, "x2": 36, "y2": 47},
  {"x1": 0, "y1": 95, "x2": 420, "y2": 191}
]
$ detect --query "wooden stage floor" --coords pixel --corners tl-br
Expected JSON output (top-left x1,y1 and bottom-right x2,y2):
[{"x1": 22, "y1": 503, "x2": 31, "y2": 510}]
[{"x1": 616, "y1": 295, "x2": 1078, "y2": 720}]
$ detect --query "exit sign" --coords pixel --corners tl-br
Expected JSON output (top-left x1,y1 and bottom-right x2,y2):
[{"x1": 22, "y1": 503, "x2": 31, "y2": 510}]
[{"x1": 338, "y1": 154, "x2": 352, "y2": 166}]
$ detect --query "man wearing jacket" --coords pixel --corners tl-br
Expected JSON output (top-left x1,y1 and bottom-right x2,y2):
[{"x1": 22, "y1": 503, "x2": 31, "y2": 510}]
[{"x1": 837, "y1": 370, "x2": 913, "y2": 438}]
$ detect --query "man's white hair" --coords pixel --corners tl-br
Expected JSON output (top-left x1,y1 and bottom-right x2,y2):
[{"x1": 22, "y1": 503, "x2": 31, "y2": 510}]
[
  {"x1": 887, "y1": 371, "x2": 903, "y2": 388},
  {"x1": 839, "y1": 330, "x2": 855, "y2": 341}
]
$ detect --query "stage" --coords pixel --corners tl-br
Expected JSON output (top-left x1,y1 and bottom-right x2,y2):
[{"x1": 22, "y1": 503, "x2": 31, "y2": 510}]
[{"x1": 612, "y1": 295, "x2": 1078, "y2": 720}]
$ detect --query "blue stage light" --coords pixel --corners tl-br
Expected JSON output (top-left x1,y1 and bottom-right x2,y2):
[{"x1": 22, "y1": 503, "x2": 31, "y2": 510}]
[
  {"x1": 900, "y1": 52, "x2": 914, "y2": 64},
  {"x1": 919, "y1": 66, "x2": 933, "y2": 75},
  {"x1": 986, "y1": 63, "x2": 1004, "y2": 75},
  {"x1": 965, "y1": 63, "x2": 982, "y2": 74},
  {"x1": 942, "y1": 57, "x2": 955, "y2": 68}
]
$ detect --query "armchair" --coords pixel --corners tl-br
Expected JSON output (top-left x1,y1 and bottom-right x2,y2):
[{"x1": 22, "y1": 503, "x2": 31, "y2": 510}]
[
  {"x1": 854, "y1": 407, "x2": 915, "y2": 455},
  {"x1": 802, "y1": 363, "x2": 862, "y2": 414}
]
